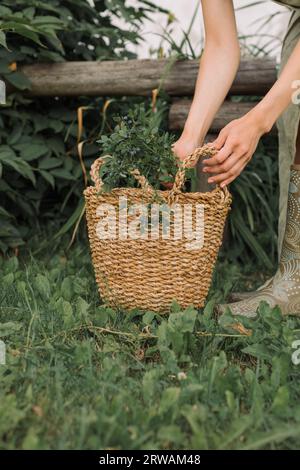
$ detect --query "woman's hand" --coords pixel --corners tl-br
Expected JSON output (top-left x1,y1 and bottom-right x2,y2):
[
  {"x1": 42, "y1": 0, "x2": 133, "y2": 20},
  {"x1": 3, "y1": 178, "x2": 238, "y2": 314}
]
[
  {"x1": 160, "y1": 135, "x2": 201, "y2": 189},
  {"x1": 172, "y1": 134, "x2": 201, "y2": 162},
  {"x1": 203, "y1": 112, "x2": 268, "y2": 187}
]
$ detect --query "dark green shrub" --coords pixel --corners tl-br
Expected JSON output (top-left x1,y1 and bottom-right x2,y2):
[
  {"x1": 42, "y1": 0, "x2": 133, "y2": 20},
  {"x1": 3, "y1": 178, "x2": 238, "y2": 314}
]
[
  {"x1": 0, "y1": 0, "x2": 169, "y2": 252},
  {"x1": 98, "y1": 103, "x2": 178, "y2": 191}
]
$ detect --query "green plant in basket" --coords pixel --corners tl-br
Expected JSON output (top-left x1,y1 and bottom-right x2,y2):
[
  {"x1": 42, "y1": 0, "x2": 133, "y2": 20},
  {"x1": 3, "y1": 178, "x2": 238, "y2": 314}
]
[{"x1": 98, "y1": 103, "x2": 186, "y2": 192}]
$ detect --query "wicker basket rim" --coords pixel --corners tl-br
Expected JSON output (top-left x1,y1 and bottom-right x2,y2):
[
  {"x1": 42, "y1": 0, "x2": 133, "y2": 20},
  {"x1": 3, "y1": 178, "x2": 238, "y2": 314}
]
[{"x1": 84, "y1": 184, "x2": 230, "y2": 200}]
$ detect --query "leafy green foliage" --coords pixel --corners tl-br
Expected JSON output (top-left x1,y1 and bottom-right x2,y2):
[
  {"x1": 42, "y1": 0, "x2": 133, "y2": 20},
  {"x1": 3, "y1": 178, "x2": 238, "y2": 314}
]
[
  {"x1": 98, "y1": 103, "x2": 178, "y2": 191},
  {"x1": 0, "y1": 2, "x2": 294, "y2": 451},
  {"x1": 0, "y1": 0, "x2": 164, "y2": 61},
  {"x1": 0, "y1": 0, "x2": 280, "y2": 268},
  {"x1": 0, "y1": 1, "x2": 169, "y2": 253},
  {"x1": 1, "y1": 245, "x2": 300, "y2": 450},
  {"x1": 151, "y1": 2, "x2": 203, "y2": 60},
  {"x1": 0, "y1": 2, "x2": 65, "y2": 51}
]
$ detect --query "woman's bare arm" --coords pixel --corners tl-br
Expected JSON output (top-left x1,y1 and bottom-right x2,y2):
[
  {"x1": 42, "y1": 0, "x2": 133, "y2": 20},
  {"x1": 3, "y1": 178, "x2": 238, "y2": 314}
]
[
  {"x1": 203, "y1": 39, "x2": 300, "y2": 187},
  {"x1": 172, "y1": 0, "x2": 240, "y2": 160}
]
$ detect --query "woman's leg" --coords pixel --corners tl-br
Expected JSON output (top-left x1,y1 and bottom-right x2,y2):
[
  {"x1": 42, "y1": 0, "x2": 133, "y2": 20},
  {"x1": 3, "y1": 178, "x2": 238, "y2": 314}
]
[
  {"x1": 217, "y1": 125, "x2": 300, "y2": 317},
  {"x1": 217, "y1": 159, "x2": 300, "y2": 317},
  {"x1": 216, "y1": 10, "x2": 300, "y2": 316},
  {"x1": 228, "y1": 123, "x2": 300, "y2": 304}
]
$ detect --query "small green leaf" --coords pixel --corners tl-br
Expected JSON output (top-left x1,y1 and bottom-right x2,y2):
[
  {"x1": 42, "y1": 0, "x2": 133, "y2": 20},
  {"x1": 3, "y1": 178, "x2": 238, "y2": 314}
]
[
  {"x1": 34, "y1": 274, "x2": 51, "y2": 300},
  {"x1": 272, "y1": 386, "x2": 290, "y2": 417},
  {"x1": 0, "y1": 31, "x2": 8, "y2": 50},
  {"x1": 5, "y1": 72, "x2": 32, "y2": 91},
  {"x1": 38, "y1": 156, "x2": 62, "y2": 170},
  {"x1": 159, "y1": 387, "x2": 180, "y2": 414},
  {"x1": 0, "y1": 321, "x2": 22, "y2": 338},
  {"x1": 38, "y1": 169, "x2": 55, "y2": 188},
  {"x1": 50, "y1": 168, "x2": 75, "y2": 180},
  {"x1": 19, "y1": 143, "x2": 48, "y2": 161}
]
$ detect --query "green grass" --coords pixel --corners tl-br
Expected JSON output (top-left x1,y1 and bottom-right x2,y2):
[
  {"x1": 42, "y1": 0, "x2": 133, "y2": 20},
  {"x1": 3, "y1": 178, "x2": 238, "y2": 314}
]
[{"x1": 1, "y1": 242, "x2": 300, "y2": 450}]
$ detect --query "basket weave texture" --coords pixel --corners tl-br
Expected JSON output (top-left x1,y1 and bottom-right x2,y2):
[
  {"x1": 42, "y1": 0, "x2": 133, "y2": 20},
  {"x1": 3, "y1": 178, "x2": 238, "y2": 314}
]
[{"x1": 84, "y1": 144, "x2": 232, "y2": 312}]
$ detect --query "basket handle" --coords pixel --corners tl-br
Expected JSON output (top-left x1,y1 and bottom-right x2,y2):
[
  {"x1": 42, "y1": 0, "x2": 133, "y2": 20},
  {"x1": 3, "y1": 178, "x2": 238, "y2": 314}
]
[
  {"x1": 90, "y1": 156, "x2": 105, "y2": 192},
  {"x1": 168, "y1": 144, "x2": 230, "y2": 204},
  {"x1": 90, "y1": 146, "x2": 231, "y2": 201},
  {"x1": 129, "y1": 169, "x2": 154, "y2": 195},
  {"x1": 90, "y1": 156, "x2": 154, "y2": 193}
]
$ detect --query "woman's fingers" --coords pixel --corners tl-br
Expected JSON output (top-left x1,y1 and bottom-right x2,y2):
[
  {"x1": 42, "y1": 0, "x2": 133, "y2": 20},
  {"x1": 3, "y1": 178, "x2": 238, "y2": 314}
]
[
  {"x1": 219, "y1": 160, "x2": 248, "y2": 187},
  {"x1": 201, "y1": 114, "x2": 263, "y2": 185},
  {"x1": 171, "y1": 137, "x2": 200, "y2": 162},
  {"x1": 220, "y1": 174, "x2": 239, "y2": 188},
  {"x1": 203, "y1": 152, "x2": 240, "y2": 175},
  {"x1": 207, "y1": 156, "x2": 248, "y2": 185},
  {"x1": 202, "y1": 140, "x2": 233, "y2": 168},
  {"x1": 210, "y1": 129, "x2": 227, "y2": 150}
]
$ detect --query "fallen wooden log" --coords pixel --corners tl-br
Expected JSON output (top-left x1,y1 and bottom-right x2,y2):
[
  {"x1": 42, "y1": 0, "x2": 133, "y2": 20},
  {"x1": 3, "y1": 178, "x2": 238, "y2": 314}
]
[
  {"x1": 169, "y1": 99, "x2": 257, "y2": 132},
  {"x1": 6, "y1": 57, "x2": 276, "y2": 97}
]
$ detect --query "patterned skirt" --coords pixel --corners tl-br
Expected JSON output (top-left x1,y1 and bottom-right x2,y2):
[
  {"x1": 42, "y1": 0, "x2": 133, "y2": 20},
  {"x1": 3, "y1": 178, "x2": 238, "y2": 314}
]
[{"x1": 277, "y1": 7, "x2": 300, "y2": 254}]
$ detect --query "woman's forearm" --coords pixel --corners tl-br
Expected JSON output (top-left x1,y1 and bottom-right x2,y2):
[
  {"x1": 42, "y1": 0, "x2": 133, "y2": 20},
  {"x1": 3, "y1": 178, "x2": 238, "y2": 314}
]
[
  {"x1": 202, "y1": 38, "x2": 300, "y2": 187},
  {"x1": 174, "y1": 2, "x2": 300, "y2": 187},
  {"x1": 182, "y1": 41, "x2": 240, "y2": 144},
  {"x1": 250, "y1": 38, "x2": 300, "y2": 133},
  {"x1": 173, "y1": 0, "x2": 240, "y2": 160}
]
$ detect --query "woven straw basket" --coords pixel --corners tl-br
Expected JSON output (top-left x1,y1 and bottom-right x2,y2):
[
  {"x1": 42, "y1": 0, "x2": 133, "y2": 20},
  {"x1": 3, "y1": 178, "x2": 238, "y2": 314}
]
[{"x1": 84, "y1": 144, "x2": 232, "y2": 312}]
